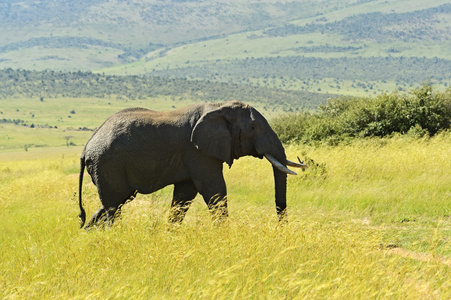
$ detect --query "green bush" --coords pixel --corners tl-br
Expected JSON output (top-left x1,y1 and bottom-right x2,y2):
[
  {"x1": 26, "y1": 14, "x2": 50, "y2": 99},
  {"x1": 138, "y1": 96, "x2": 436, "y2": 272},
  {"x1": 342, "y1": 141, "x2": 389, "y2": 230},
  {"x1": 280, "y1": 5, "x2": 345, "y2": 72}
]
[{"x1": 273, "y1": 85, "x2": 451, "y2": 144}]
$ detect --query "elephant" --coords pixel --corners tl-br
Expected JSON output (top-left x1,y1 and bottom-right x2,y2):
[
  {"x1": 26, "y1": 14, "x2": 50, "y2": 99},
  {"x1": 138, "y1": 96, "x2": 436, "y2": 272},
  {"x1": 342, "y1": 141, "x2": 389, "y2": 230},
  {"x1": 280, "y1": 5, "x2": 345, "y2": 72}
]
[{"x1": 78, "y1": 101, "x2": 306, "y2": 229}]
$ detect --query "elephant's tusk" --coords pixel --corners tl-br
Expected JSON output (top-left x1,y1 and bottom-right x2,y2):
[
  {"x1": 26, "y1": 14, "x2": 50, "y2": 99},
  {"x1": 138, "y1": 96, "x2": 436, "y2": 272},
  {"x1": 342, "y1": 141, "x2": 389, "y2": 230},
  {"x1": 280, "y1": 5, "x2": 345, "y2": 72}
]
[
  {"x1": 264, "y1": 154, "x2": 297, "y2": 175},
  {"x1": 286, "y1": 157, "x2": 308, "y2": 169}
]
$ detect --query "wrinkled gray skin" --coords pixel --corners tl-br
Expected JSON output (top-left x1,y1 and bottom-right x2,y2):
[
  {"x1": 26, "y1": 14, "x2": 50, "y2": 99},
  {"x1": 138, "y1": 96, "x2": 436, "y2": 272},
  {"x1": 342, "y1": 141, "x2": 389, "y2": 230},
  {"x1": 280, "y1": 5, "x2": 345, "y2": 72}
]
[{"x1": 78, "y1": 101, "x2": 299, "y2": 229}]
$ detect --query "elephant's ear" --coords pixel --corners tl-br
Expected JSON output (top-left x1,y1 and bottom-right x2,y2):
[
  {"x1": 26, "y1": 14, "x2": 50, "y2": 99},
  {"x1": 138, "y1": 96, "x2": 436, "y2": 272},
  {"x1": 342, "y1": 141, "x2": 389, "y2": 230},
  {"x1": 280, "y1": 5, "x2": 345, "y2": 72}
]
[{"x1": 191, "y1": 109, "x2": 233, "y2": 166}]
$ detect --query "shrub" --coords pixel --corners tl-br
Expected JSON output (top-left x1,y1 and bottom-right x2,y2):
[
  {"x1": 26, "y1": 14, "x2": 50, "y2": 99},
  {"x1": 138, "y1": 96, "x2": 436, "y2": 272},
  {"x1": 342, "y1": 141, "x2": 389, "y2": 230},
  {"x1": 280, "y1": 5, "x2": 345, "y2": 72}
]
[{"x1": 273, "y1": 85, "x2": 451, "y2": 144}]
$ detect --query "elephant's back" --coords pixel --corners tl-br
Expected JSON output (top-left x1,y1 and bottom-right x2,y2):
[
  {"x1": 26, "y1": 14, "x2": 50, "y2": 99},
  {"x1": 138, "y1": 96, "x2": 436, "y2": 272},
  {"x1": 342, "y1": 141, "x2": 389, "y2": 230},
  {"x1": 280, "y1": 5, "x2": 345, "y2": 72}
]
[
  {"x1": 84, "y1": 107, "x2": 191, "y2": 161},
  {"x1": 83, "y1": 111, "x2": 141, "y2": 159}
]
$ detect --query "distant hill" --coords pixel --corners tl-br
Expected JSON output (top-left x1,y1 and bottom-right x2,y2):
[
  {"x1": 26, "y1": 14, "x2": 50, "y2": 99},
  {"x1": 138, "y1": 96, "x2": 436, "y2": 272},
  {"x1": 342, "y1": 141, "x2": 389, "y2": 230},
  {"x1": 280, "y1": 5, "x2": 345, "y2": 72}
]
[
  {"x1": 0, "y1": 0, "x2": 361, "y2": 46},
  {"x1": 0, "y1": 0, "x2": 449, "y2": 97},
  {"x1": 265, "y1": 4, "x2": 450, "y2": 42}
]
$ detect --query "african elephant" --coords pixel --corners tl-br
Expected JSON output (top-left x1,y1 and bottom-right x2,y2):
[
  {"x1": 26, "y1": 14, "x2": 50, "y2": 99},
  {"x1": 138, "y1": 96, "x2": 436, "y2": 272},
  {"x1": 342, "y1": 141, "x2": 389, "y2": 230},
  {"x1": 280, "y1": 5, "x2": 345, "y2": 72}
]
[{"x1": 78, "y1": 101, "x2": 306, "y2": 229}]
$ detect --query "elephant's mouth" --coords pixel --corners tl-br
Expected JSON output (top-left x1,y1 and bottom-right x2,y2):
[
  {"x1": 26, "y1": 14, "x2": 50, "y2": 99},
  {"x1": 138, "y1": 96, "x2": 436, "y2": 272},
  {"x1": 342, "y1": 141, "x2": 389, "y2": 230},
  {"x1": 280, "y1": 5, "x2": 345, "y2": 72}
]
[{"x1": 250, "y1": 145, "x2": 262, "y2": 159}]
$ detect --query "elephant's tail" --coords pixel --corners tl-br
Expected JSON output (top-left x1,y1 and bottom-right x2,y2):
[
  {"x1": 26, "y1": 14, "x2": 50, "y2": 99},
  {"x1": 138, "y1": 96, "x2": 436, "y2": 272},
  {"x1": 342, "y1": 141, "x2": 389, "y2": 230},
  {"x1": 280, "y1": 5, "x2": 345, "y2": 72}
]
[{"x1": 78, "y1": 156, "x2": 86, "y2": 229}]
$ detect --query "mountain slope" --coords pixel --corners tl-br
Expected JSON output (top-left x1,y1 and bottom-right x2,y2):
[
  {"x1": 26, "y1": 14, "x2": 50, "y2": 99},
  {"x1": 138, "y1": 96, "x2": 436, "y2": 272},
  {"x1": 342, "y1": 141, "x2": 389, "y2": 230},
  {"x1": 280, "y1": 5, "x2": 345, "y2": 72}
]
[
  {"x1": 102, "y1": 1, "x2": 450, "y2": 95},
  {"x1": 0, "y1": 0, "x2": 342, "y2": 47},
  {"x1": 0, "y1": 0, "x2": 449, "y2": 97}
]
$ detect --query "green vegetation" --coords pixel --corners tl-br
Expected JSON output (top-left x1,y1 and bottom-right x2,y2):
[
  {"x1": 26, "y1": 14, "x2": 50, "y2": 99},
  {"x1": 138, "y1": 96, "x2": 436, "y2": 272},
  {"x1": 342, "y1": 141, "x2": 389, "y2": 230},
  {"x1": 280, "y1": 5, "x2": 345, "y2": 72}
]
[
  {"x1": 272, "y1": 85, "x2": 451, "y2": 144},
  {"x1": 0, "y1": 69, "x2": 331, "y2": 110},
  {"x1": 149, "y1": 56, "x2": 450, "y2": 95},
  {"x1": 1, "y1": 136, "x2": 451, "y2": 298}
]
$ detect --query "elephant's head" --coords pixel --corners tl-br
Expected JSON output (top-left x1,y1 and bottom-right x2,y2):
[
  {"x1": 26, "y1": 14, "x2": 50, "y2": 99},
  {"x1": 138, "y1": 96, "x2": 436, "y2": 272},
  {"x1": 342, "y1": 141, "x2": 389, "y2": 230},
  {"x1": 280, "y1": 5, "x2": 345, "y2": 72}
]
[{"x1": 191, "y1": 101, "x2": 306, "y2": 220}]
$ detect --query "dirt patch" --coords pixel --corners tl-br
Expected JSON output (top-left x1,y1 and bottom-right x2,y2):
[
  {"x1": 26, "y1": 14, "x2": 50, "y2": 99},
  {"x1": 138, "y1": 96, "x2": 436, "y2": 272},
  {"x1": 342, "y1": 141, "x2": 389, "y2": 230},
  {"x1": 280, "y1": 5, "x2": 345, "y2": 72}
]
[{"x1": 390, "y1": 248, "x2": 451, "y2": 267}]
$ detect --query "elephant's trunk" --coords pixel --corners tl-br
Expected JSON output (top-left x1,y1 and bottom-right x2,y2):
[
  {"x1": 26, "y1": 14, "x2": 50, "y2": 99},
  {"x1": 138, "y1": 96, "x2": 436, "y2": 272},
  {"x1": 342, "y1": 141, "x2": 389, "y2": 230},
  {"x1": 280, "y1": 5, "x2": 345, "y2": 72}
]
[
  {"x1": 264, "y1": 151, "x2": 289, "y2": 221},
  {"x1": 273, "y1": 167, "x2": 287, "y2": 221},
  {"x1": 269, "y1": 156, "x2": 307, "y2": 221}
]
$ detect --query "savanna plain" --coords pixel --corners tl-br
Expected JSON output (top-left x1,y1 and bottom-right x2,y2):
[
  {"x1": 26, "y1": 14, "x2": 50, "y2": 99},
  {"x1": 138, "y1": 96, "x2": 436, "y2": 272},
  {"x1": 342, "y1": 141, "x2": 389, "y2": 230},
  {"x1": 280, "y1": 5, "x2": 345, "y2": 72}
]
[{"x1": 1, "y1": 98, "x2": 451, "y2": 299}]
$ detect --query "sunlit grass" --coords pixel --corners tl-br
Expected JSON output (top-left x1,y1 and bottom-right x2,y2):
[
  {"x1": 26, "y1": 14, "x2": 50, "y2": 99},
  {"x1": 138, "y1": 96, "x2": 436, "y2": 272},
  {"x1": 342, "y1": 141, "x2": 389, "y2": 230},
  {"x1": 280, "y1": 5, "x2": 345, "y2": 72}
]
[{"x1": 1, "y1": 135, "x2": 451, "y2": 298}]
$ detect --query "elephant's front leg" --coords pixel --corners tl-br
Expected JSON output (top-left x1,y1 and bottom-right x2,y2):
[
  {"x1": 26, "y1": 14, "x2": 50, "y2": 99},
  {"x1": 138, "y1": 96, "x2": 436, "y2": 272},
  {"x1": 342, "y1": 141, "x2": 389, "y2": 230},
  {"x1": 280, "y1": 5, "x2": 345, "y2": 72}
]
[
  {"x1": 188, "y1": 156, "x2": 228, "y2": 222},
  {"x1": 168, "y1": 180, "x2": 198, "y2": 223},
  {"x1": 205, "y1": 193, "x2": 228, "y2": 222},
  {"x1": 200, "y1": 174, "x2": 228, "y2": 222}
]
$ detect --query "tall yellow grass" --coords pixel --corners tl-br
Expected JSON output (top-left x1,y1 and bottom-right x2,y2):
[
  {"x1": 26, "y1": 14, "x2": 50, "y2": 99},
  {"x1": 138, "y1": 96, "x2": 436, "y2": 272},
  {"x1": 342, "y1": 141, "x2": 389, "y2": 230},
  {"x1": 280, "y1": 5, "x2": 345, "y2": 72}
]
[{"x1": 1, "y1": 134, "x2": 450, "y2": 299}]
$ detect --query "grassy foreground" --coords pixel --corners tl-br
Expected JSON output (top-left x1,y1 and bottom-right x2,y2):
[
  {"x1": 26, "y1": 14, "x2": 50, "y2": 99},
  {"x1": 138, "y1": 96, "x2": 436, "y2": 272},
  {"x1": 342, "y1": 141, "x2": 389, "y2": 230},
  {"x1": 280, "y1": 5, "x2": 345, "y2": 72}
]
[{"x1": 1, "y1": 135, "x2": 451, "y2": 299}]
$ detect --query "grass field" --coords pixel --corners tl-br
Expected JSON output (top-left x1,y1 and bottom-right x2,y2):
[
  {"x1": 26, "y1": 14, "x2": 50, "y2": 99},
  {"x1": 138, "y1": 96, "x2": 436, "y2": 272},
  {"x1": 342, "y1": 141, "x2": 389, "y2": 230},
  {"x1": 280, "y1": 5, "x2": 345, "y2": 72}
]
[{"x1": 1, "y1": 134, "x2": 450, "y2": 298}]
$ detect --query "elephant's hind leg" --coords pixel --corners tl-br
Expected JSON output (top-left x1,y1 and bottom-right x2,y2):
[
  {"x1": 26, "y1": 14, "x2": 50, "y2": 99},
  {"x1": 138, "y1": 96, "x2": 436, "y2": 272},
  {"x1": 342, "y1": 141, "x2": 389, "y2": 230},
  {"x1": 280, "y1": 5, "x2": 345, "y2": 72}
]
[
  {"x1": 86, "y1": 180, "x2": 137, "y2": 229},
  {"x1": 105, "y1": 189, "x2": 138, "y2": 226},
  {"x1": 100, "y1": 189, "x2": 138, "y2": 227},
  {"x1": 84, "y1": 206, "x2": 121, "y2": 230},
  {"x1": 84, "y1": 207, "x2": 108, "y2": 229},
  {"x1": 168, "y1": 180, "x2": 198, "y2": 223}
]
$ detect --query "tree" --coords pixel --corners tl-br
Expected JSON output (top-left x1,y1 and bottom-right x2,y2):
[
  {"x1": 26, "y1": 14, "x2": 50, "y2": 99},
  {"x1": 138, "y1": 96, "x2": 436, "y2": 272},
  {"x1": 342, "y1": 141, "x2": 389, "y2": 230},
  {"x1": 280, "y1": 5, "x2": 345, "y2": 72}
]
[{"x1": 64, "y1": 136, "x2": 74, "y2": 147}]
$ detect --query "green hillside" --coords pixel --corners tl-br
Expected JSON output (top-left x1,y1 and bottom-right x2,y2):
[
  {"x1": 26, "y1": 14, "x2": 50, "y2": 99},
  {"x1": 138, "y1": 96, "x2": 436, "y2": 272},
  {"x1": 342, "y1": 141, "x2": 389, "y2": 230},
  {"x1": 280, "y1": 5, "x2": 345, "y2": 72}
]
[
  {"x1": 0, "y1": 0, "x2": 449, "y2": 96},
  {"x1": 0, "y1": 69, "x2": 332, "y2": 110}
]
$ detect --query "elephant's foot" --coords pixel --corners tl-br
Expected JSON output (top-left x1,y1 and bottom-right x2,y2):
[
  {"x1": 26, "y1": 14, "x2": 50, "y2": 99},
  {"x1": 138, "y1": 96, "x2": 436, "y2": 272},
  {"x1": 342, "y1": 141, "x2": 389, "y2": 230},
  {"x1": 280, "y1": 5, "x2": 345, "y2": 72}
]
[
  {"x1": 84, "y1": 207, "x2": 107, "y2": 230},
  {"x1": 168, "y1": 204, "x2": 190, "y2": 224},
  {"x1": 208, "y1": 199, "x2": 228, "y2": 224}
]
